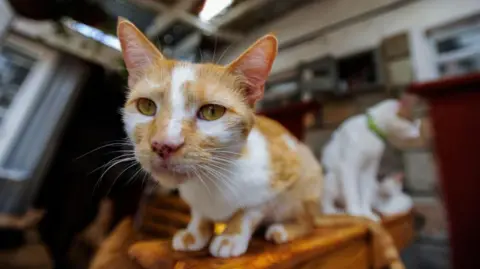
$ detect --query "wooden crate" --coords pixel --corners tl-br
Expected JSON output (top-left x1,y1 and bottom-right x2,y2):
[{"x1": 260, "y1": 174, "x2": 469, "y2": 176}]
[{"x1": 129, "y1": 194, "x2": 415, "y2": 269}]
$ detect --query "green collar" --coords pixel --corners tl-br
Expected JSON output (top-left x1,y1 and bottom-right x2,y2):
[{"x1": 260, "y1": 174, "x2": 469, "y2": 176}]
[{"x1": 366, "y1": 113, "x2": 387, "y2": 141}]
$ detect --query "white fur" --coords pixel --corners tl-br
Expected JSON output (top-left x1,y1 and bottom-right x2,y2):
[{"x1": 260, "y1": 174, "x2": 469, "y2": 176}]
[
  {"x1": 172, "y1": 230, "x2": 205, "y2": 251},
  {"x1": 265, "y1": 224, "x2": 288, "y2": 244},
  {"x1": 210, "y1": 234, "x2": 249, "y2": 258},
  {"x1": 373, "y1": 175, "x2": 413, "y2": 216},
  {"x1": 321, "y1": 99, "x2": 420, "y2": 221},
  {"x1": 179, "y1": 128, "x2": 274, "y2": 221},
  {"x1": 166, "y1": 65, "x2": 196, "y2": 145},
  {"x1": 323, "y1": 172, "x2": 414, "y2": 217},
  {"x1": 197, "y1": 117, "x2": 235, "y2": 143},
  {"x1": 122, "y1": 110, "x2": 154, "y2": 140}
]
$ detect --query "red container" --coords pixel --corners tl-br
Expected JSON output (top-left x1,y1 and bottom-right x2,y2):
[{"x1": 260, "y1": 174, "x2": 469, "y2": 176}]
[
  {"x1": 408, "y1": 73, "x2": 480, "y2": 269},
  {"x1": 258, "y1": 101, "x2": 320, "y2": 141}
]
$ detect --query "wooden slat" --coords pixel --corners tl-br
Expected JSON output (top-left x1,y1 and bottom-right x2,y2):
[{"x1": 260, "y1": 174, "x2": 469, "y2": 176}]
[
  {"x1": 296, "y1": 239, "x2": 368, "y2": 269},
  {"x1": 129, "y1": 225, "x2": 369, "y2": 269},
  {"x1": 151, "y1": 195, "x2": 190, "y2": 213},
  {"x1": 141, "y1": 221, "x2": 179, "y2": 238},
  {"x1": 373, "y1": 212, "x2": 415, "y2": 268},
  {"x1": 133, "y1": 191, "x2": 414, "y2": 269},
  {"x1": 144, "y1": 207, "x2": 190, "y2": 227}
]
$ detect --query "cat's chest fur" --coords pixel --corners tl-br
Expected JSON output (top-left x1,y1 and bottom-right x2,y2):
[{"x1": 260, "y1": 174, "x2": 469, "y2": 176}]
[{"x1": 179, "y1": 128, "x2": 276, "y2": 221}]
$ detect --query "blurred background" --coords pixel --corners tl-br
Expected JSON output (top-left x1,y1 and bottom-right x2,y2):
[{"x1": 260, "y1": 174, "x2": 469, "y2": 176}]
[{"x1": 1, "y1": 0, "x2": 480, "y2": 268}]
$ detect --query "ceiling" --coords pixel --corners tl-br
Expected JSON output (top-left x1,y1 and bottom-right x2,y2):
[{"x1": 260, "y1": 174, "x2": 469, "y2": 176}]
[
  {"x1": 118, "y1": 0, "x2": 316, "y2": 61},
  {"x1": 7, "y1": 0, "x2": 317, "y2": 63}
]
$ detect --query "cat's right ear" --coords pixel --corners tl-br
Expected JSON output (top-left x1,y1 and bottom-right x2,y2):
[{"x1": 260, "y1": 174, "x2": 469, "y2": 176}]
[
  {"x1": 226, "y1": 34, "x2": 278, "y2": 106},
  {"x1": 117, "y1": 17, "x2": 164, "y2": 88}
]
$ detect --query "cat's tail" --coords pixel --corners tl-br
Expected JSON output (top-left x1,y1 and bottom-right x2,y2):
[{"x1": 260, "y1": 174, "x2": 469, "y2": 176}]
[{"x1": 313, "y1": 215, "x2": 404, "y2": 269}]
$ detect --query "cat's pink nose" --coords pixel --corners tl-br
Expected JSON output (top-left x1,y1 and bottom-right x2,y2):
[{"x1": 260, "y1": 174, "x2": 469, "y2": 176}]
[{"x1": 151, "y1": 141, "x2": 184, "y2": 159}]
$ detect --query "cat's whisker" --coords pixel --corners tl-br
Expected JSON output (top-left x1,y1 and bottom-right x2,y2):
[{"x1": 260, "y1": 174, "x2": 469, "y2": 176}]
[
  {"x1": 141, "y1": 171, "x2": 149, "y2": 190},
  {"x1": 126, "y1": 166, "x2": 146, "y2": 187},
  {"x1": 192, "y1": 158, "x2": 236, "y2": 170},
  {"x1": 207, "y1": 157, "x2": 241, "y2": 168},
  {"x1": 216, "y1": 43, "x2": 233, "y2": 65},
  {"x1": 98, "y1": 157, "x2": 136, "y2": 181},
  {"x1": 106, "y1": 161, "x2": 139, "y2": 195},
  {"x1": 201, "y1": 161, "x2": 237, "y2": 177},
  {"x1": 75, "y1": 141, "x2": 133, "y2": 160},
  {"x1": 197, "y1": 166, "x2": 235, "y2": 208},
  {"x1": 209, "y1": 153, "x2": 241, "y2": 161},
  {"x1": 206, "y1": 150, "x2": 243, "y2": 156},
  {"x1": 198, "y1": 48, "x2": 204, "y2": 63},
  {"x1": 96, "y1": 155, "x2": 136, "y2": 174},
  {"x1": 197, "y1": 164, "x2": 225, "y2": 188},
  {"x1": 212, "y1": 36, "x2": 218, "y2": 63},
  {"x1": 192, "y1": 166, "x2": 213, "y2": 198},
  {"x1": 89, "y1": 154, "x2": 136, "y2": 175},
  {"x1": 92, "y1": 156, "x2": 137, "y2": 194},
  {"x1": 106, "y1": 150, "x2": 138, "y2": 156},
  {"x1": 199, "y1": 165, "x2": 239, "y2": 198}
]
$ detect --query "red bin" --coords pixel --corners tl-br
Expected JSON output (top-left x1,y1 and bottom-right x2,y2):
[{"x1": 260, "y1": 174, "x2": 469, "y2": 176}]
[{"x1": 408, "y1": 73, "x2": 480, "y2": 269}]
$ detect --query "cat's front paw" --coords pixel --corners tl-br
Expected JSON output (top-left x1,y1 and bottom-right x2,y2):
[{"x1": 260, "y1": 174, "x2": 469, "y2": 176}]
[
  {"x1": 172, "y1": 229, "x2": 210, "y2": 251},
  {"x1": 209, "y1": 234, "x2": 249, "y2": 258},
  {"x1": 265, "y1": 224, "x2": 289, "y2": 244}
]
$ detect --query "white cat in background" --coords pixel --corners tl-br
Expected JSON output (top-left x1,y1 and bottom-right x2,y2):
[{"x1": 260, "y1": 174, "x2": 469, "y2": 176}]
[
  {"x1": 374, "y1": 172, "x2": 413, "y2": 216},
  {"x1": 323, "y1": 172, "x2": 413, "y2": 217},
  {"x1": 321, "y1": 97, "x2": 420, "y2": 221}
]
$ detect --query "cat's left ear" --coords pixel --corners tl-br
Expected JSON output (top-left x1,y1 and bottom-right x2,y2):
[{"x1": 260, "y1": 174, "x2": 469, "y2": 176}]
[
  {"x1": 227, "y1": 34, "x2": 278, "y2": 105},
  {"x1": 117, "y1": 17, "x2": 165, "y2": 88}
]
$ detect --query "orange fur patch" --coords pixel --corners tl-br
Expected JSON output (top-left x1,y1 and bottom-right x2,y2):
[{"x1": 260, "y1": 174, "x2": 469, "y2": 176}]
[
  {"x1": 182, "y1": 232, "x2": 196, "y2": 246},
  {"x1": 254, "y1": 116, "x2": 300, "y2": 189},
  {"x1": 222, "y1": 210, "x2": 245, "y2": 235}
]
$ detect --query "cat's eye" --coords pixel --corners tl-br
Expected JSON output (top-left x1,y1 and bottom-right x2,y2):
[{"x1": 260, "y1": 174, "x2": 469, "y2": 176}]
[
  {"x1": 197, "y1": 104, "x2": 226, "y2": 121},
  {"x1": 136, "y1": 98, "x2": 157, "y2": 116}
]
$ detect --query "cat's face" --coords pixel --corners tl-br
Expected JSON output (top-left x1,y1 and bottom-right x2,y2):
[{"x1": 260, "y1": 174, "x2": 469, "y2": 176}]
[
  {"x1": 388, "y1": 114, "x2": 421, "y2": 140},
  {"x1": 379, "y1": 173, "x2": 404, "y2": 197},
  {"x1": 117, "y1": 18, "x2": 277, "y2": 188},
  {"x1": 384, "y1": 96, "x2": 421, "y2": 140}
]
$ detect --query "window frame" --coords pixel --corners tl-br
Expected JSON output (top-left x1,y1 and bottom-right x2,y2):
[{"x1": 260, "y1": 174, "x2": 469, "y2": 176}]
[
  {"x1": 0, "y1": 34, "x2": 59, "y2": 167},
  {"x1": 429, "y1": 20, "x2": 480, "y2": 77}
]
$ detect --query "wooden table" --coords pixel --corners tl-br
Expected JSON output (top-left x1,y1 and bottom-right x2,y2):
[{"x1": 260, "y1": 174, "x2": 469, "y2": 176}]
[
  {"x1": 128, "y1": 195, "x2": 414, "y2": 269},
  {"x1": 408, "y1": 72, "x2": 480, "y2": 269}
]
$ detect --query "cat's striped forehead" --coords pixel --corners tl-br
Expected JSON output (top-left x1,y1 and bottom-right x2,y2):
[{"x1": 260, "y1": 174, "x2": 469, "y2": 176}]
[
  {"x1": 123, "y1": 60, "x2": 253, "y2": 150},
  {"x1": 128, "y1": 61, "x2": 244, "y2": 110}
]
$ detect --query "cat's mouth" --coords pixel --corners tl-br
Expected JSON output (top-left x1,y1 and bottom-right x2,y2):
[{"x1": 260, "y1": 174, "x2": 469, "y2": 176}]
[
  {"x1": 147, "y1": 160, "x2": 190, "y2": 187},
  {"x1": 150, "y1": 158, "x2": 191, "y2": 176}
]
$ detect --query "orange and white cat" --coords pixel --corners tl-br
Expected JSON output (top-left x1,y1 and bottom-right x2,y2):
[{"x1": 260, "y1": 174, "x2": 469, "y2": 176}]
[{"x1": 114, "y1": 18, "x2": 404, "y2": 268}]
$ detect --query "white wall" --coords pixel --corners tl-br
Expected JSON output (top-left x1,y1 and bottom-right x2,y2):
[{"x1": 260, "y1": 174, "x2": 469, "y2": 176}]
[{"x1": 223, "y1": 0, "x2": 480, "y2": 82}]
